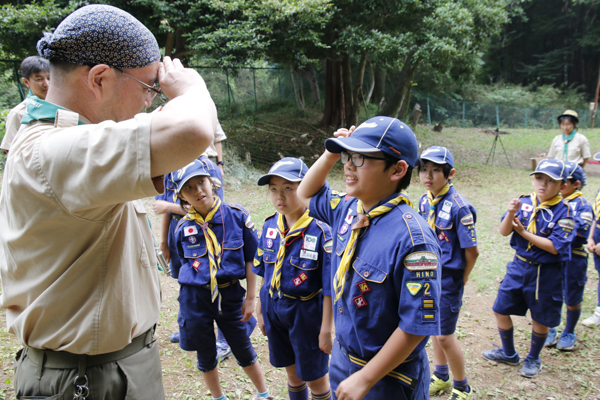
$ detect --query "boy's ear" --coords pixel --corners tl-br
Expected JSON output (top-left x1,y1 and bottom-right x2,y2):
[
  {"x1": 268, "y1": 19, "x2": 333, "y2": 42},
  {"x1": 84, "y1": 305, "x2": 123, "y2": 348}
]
[
  {"x1": 448, "y1": 168, "x2": 456, "y2": 180},
  {"x1": 389, "y1": 160, "x2": 409, "y2": 182},
  {"x1": 575, "y1": 180, "x2": 582, "y2": 189}
]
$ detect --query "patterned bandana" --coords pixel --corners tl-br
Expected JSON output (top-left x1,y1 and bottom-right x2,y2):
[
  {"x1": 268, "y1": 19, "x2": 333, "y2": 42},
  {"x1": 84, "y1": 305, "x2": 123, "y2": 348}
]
[
  {"x1": 184, "y1": 198, "x2": 223, "y2": 302},
  {"x1": 270, "y1": 210, "x2": 313, "y2": 297},
  {"x1": 333, "y1": 194, "x2": 413, "y2": 303},
  {"x1": 37, "y1": 5, "x2": 160, "y2": 68},
  {"x1": 525, "y1": 193, "x2": 562, "y2": 251}
]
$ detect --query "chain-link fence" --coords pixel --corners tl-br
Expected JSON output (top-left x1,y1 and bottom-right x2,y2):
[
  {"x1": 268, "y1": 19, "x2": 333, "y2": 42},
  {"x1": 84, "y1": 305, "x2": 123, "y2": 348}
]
[{"x1": 411, "y1": 91, "x2": 591, "y2": 130}]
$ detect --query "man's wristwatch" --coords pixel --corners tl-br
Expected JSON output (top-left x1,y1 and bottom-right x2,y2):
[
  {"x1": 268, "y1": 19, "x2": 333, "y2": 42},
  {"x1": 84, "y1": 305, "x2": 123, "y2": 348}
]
[{"x1": 217, "y1": 160, "x2": 224, "y2": 166}]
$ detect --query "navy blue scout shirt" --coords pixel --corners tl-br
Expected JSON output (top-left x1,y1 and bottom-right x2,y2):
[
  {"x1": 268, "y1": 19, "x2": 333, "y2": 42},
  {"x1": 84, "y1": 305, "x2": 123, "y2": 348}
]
[
  {"x1": 253, "y1": 212, "x2": 333, "y2": 298},
  {"x1": 155, "y1": 172, "x2": 179, "y2": 206},
  {"x1": 564, "y1": 195, "x2": 593, "y2": 254},
  {"x1": 418, "y1": 185, "x2": 478, "y2": 270},
  {"x1": 175, "y1": 203, "x2": 259, "y2": 286},
  {"x1": 501, "y1": 195, "x2": 575, "y2": 263},
  {"x1": 593, "y1": 189, "x2": 600, "y2": 245},
  {"x1": 309, "y1": 186, "x2": 442, "y2": 361}
]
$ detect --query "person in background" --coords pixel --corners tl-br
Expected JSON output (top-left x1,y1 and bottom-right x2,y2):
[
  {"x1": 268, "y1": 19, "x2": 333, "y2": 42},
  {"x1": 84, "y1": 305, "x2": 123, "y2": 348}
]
[
  {"x1": 1, "y1": 56, "x2": 50, "y2": 154},
  {"x1": 205, "y1": 121, "x2": 227, "y2": 175},
  {"x1": 547, "y1": 110, "x2": 591, "y2": 171}
]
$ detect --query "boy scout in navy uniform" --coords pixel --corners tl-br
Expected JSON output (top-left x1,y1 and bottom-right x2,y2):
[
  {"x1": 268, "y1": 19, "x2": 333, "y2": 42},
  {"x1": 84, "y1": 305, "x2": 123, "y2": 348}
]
[
  {"x1": 482, "y1": 159, "x2": 576, "y2": 378},
  {"x1": 544, "y1": 162, "x2": 593, "y2": 350},
  {"x1": 298, "y1": 116, "x2": 442, "y2": 400},
  {"x1": 417, "y1": 146, "x2": 478, "y2": 400}
]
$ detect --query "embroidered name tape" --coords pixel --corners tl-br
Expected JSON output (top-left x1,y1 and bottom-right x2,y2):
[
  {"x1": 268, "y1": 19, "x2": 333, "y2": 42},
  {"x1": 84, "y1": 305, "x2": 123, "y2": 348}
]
[{"x1": 404, "y1": 251, "x2": 438, "y2": 271}]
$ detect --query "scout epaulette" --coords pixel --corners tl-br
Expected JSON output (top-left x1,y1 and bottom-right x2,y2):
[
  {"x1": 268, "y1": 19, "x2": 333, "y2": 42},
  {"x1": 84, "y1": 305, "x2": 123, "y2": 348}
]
[
  {"x1": 402, "y1": 210, "x2": 430, "y2": 247},
  {"x1": 229, "y1": 203, "x2": 249, "y2": 216},
  {"x1": 452, "y1": 192, "x2": 467, "y2": 208}
]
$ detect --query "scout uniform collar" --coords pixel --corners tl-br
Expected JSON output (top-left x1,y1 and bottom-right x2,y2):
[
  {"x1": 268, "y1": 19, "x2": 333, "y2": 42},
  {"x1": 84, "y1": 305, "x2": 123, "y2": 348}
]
[{"x1": 20, "y1": 96, "x2": 86, "y2": 125}]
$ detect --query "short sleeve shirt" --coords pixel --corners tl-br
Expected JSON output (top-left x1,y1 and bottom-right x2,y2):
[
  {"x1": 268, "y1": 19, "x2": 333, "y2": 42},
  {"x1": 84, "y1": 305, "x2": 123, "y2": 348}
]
[
  {"x1": 0, "y1": 109, "x2": 161, "y2": 355},
  {"x1": 175, "y1": 203, "x2": 258, "y2": 286},
  {"x1": 418, "y1": 186, "x2": 478, "y2": 271},
  {"x1": 310, "y1": 187, "x2": 442, "y2": 361},
  {"x1": 253, "y1": 213, "x2": 333, "y2": 297},
  {"x1": 0, "y1": 99, "x2": 27, "y2": 151},
  {"x1": 547, "y1": 133, "x2": 591, "y2": 165},
  {"x1": 204, "y1": 122, "x2": 227, "y2": 157},
  {"x1": 501, "y1": 195, "x2": 575, "y2": 263},
  {"x1": 564, "y1": 194, "x2": 593, "y2": 252}
]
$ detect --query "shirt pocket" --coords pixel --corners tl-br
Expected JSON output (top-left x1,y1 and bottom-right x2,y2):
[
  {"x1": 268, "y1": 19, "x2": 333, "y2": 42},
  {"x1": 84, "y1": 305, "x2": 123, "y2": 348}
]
[
  {"x1": 133, "y1": 200, "x2": 152, "y2": 269},
  {"x1": 435, "y1": 220, "x2": 453, "y2": 231},
  {"x1": 347, "y1": 257, "x2": 388, "y2": 320},
  {"x1": 290, "y1": 256, "x2": 318, "y2": 271},
  {"x1": 182, "y1": 239, "x2": 207, "y2": 258}
]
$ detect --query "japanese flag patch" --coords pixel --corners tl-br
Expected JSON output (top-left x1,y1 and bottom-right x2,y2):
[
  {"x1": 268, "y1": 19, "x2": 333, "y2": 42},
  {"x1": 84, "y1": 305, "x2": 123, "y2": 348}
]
[
  {"x1": 266, "y1": 228, "x2": 278, "y2": 239},
  {"x1": 184, "y1": 226, "x2": 198, "y2": 236},
  {"x1": 522, "y1": 203, "x2": 534, "y2": 212}
]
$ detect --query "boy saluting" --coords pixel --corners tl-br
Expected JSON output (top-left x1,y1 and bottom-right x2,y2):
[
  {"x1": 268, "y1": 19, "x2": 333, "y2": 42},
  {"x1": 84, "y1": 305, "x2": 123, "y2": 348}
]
[{"x1": 298, "y1": 116, "x2": 442, "y2": 400}]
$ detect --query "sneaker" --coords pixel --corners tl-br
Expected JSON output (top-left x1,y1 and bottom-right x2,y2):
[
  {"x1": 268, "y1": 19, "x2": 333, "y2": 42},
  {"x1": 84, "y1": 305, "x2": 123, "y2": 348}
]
[
  {"x1": 544, "y1": 327, "x2": 558, "y2": 347},
  {"x1": 519, "y1": 356, "x2": 542, "y2": 378},
  {"x1": 448, "y1": 386, "x2": 474, "y2": 400},
  {"x1": 169, "y1": 330, "x2": 180, "y2": 343},
  {"x1": 582, "y1": 306, "x2": 600, "y2": 327},
  {"x1": 429, "y1": 374, "x2": 452, "y2": 394},
  {"x1": 254, "y1": 396, "x2": 274, "y2": 400},
  {"x1": 556, "y1": 332, "x2": 577, "y2": 351},
  {"x1": 482, "y1": 345, "x2": 520, "y2": 365},
  {"x1": 216, "y1": 343, "x2": 233, "y2": 362}
]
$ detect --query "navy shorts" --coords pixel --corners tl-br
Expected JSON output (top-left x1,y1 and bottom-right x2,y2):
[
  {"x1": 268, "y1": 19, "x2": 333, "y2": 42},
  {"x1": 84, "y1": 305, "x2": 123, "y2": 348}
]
[
  {"x1": 438, "y1": 269, "x2": 464, "y2": 336},
  {"x1": 261, "y1": 289, "x2": 329, "y2": 382},
  {"x1": 178, "y1": 282, "x2": 257, "y2": 372},
  {"x1": 563, "y1": 255, "x2": 588, "y2": 307},
  {"x1": 330, "y1": 344, "x2": 429, "y2": 400},
  {"x1": 493, "y1": 258, "x2": 563, "y2": 328},
  {"x1": 594, "y1": 252, "x2": 600, "y2": 273}
]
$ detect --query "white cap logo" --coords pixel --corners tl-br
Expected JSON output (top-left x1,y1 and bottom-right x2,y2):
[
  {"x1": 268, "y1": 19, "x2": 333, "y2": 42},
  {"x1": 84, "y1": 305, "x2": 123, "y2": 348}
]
[{"x1": 271, "y1": 160, "x2": 294, "y2": 172}]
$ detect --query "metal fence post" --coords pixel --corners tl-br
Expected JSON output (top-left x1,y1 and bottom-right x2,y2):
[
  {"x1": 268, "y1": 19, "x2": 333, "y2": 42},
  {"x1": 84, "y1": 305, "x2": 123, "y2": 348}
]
[
  {"x1": 278, "y1": 69, "x2": 282, "y2": 100},
  {"x1": 525, "y1": 107, "x2": 528, "y2": 129},
  {"x1": 226, "y1": 69, "x2": 230, "y2": 110},
  {"x1": 583, "y1": 109, "x2": 588, "y2": 129},
  {"x1": 427, "y1": 97, "x2": 431, "y2": 126},
  {"x1": 253, "y1": 68, "x2": 258, "y2": 113},
  {"x1": 462, "y1": 102, "x2": 465, "y2": 128}
]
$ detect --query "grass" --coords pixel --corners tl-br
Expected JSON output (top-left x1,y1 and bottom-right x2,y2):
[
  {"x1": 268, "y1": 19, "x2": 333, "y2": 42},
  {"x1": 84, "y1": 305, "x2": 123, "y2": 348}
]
[{"x1": 1, "y1": 115, "x2": 600, "y2": 399}]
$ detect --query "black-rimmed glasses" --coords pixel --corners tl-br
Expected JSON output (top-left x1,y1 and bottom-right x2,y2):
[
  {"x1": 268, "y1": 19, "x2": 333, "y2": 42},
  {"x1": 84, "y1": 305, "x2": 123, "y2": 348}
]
[{"x1": 340, "y1": 150, "x2": 387, "y2": 167}]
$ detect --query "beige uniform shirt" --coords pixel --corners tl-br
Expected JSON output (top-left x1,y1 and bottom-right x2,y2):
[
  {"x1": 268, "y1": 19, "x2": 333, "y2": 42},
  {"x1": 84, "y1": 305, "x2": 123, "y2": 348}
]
[
  {"x1": 203, "y1": 122, "x2": 227, "y2": 157},
  {"x1": 547, "y1": 132, "x2": 591, "y2": 165},
  {"x1": 1, "y1": 99, "x2": 27, "y2": 152},
  {"x1": 0, "y1": 109, "x2": 161, "y2": 355}
]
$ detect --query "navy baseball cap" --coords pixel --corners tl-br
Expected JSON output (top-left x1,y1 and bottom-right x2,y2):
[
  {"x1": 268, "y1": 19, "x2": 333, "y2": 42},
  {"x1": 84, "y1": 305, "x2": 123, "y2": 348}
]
[
  {"x1": 324, "y1": 116, "x2": 419, "y2": 168},
  {"x1": 257, "y1": 157, "x2": 309, "y2": 186},
  {"x1": 564, "y1": 161, "x2": 585, "y2": 186},
  {"x1": 173, "y1": 159, "x2": 211, "y2": 193},
  {"x1": 419, "y1": 146, "x2": 454, "y2": 168},
  {"x1": 530, "y1": 159, "x2": 567, "y2": 181}
]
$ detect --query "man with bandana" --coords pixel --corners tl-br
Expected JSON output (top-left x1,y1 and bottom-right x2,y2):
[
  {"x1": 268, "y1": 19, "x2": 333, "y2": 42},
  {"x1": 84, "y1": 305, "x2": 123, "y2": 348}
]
[{"x1": 0, "y1": 5, "x2": 216, "y2": 399}]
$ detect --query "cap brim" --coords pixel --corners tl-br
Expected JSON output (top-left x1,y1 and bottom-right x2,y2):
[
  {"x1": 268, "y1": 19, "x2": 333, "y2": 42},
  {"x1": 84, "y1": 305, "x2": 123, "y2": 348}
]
[
  {"x1": 176, "y1": 171, "x2": 211, "y2": 192},
  {"x1": 257, "y1": 173, "x2": 303, "y2": 186},
  {"x1": 325, "y1": 137, "x2": 381, "y2": 154},
  {"x1": 593, "y1": 152, "x2": 600, "y2": 162},
  {"x1": 529, "y1": 171, "x2": 563, "y2": 181}
]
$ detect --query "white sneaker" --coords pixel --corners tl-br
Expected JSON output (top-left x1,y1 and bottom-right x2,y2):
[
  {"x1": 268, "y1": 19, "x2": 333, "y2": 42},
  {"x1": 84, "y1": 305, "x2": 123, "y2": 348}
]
[{"x1": 582, "y1": 306, "x2": 600, "y2": 327}]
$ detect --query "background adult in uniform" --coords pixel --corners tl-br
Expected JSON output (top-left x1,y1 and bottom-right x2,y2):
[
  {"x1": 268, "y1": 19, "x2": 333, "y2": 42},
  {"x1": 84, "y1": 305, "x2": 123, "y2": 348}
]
[
  {"x1": 547, "y1": 110, "x2": 591, "y2": 168},
  {"x1": 0, "y1": 5, "x2": 217, "y2": 399}
]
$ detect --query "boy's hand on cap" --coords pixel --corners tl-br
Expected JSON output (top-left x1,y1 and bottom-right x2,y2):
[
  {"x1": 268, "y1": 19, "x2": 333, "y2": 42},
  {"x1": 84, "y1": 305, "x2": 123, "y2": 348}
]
[
  {"x1": 333, "y1": 125, "x2": 356, "y2": 138},
  {"x1": 158, "y1": 56, "x2": 209, "y2": 100}
]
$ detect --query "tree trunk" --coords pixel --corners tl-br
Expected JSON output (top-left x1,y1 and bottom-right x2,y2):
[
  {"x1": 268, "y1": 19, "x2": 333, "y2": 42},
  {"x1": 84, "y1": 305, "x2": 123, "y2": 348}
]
[
  {"x1": 398, "y1": 70, "x2": 415, "y2": 121},
  {"x1": 290, "y1": 66, "x2": 305, "y2": 111},
  {"x1": 365, "y1": 61, "x2": 375, "y2": 105},
  {"x1": 372, "y1": 64, "x2": 387, "y2": 106},
  {"x1": 298, "y1": 65, "x2": 320, "y2": 107},
  {"x1": 381, "y1": 55, "x2": 416, "y2": 118},
  {"x1": 165, "y1": 32, "x2": 175, "y2": 57},
  {"x1": 320, "y1": 59, "x2": 344, "y2": 128},
  {"x1": 342, "y1": 54, "x2": 353, "y2": 124},
  {"x1": 349, "y1": 52, "x2": 368, "y2": 126}
]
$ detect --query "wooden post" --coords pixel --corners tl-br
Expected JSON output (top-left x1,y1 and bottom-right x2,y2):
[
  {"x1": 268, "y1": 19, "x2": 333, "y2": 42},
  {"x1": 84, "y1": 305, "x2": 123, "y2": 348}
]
[{"x1": 591, "y1": 65, "x2": 600, "y2": 129}]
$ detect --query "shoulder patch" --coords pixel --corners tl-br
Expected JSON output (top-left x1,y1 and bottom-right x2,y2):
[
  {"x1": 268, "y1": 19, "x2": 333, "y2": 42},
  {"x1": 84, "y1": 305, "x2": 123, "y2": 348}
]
[
  {"x1": 245, "y1": 215, "x2": 255, "y2": 229},
  {"x1": 460, "y1": 213, "x2": 474, "y2": 226},
  {"x1": 452, "y1": 193, "x2": 466, "y2": 208},
  {"x1": 581, "y1": 212, "x2": 593, "y2": 223},
  {"x1": 330, "y1": 198, "x2": 341, "y2": 210},
  {"x1": 406, "y1": 282, "x2": 423, "y2": 296},
  {"x1": 404, "y1": 251, "x2": 438, "y2": 271},
  {"x1": 558, "y1": 219, "x2": 575, "y2": 230},
  {"x1": 323, "y1": 239, "x2": 333, "y2": 254}
]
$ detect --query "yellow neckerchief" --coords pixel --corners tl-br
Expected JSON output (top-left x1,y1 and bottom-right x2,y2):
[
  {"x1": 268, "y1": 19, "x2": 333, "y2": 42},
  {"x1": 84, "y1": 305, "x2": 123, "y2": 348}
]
[
  {"x1": 525, "y1": 193, "x2": 562, "y2": 251},
  {"x1": 333, "y1": 194, "x2": 413, "y2": 303},
  {"x1": 270, "y1": 209, "x2": 313, "y2": 297},
  {"x1": 594, "y1": 191, "x2": 600, "y2": 218},
  {"x1": 564, "y1": 191, "x2": 582, "y2": 203},
  {"x1": 426, "y1": 183, "x2": 452, "y2": 230},
  {"x1": 183, "y1": 197, "x2": 222, "y2": 302}
]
